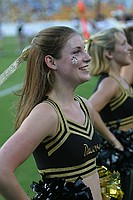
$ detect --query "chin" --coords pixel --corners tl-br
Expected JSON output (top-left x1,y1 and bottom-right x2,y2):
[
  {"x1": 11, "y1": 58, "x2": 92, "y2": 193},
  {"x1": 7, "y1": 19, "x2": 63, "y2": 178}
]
[
  {"x1": 122, "y1": 59, "x2": 131, "y2": 66},
  {"x1": 124, "y1": 61, "x2": 131, "y2": 66},
  {"x1": 82, "y1": 77, "x2": 91, "y2": 83},
  {"x1": 79, "y1": 74, "x2": 91, "y2": 84}
]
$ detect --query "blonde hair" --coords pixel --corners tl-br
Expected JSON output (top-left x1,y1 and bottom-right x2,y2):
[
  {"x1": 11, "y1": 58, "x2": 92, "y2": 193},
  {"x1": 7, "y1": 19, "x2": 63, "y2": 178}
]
[{"x1": 87, "y1": 28, "x2": 124, "y2": 76}]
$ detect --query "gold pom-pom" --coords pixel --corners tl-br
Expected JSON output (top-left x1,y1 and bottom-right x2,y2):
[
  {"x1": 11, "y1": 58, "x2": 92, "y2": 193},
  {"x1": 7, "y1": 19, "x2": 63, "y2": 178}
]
[{"x1": 97, "y1": 166, "x2": 124, "y2": 200}]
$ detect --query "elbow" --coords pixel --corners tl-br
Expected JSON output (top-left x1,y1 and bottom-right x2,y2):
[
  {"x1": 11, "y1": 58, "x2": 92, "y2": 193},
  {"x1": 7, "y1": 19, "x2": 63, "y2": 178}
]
[
  {"x1": 0, "y1": 155, "x2": 14, "y2": 184},
  {"x1": 0, "y1": 162, "x2": 12, "y2": 181}
]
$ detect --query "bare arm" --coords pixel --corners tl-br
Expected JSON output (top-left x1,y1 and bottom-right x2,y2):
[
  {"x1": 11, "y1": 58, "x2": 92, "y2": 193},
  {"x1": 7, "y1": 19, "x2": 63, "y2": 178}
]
[
  {"x1": 0, "y1": 103, "x2": 58, "y2": 200},
  {"x1": 89, "y1": 77, "x2": 119, "y2": 112},
  {"x1": 93, "y1": 108, "x2": 123, "y2": 149},
  {"x1": 83, "y1": 172, "x2": 102, "y2": 200},
  {"x1": 85, "y1": 77, "x2": 124, "y2": 150},
  {"x1": 86, "y1": 100, "x2": 123, "y2": 150}
]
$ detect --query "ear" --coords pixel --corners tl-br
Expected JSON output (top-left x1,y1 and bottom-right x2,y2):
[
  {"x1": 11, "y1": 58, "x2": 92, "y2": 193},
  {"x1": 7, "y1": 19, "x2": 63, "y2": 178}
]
[
  {"x1": 44, "y1": 55, "x2": 57, "y2": 70},
  {"x1": 104, "y1": 49, "x2": 113, "y2": 60}
]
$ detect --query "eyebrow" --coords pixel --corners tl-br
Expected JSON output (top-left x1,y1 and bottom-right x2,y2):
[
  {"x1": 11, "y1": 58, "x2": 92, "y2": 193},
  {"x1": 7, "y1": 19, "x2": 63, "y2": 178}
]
[{"x1": 72, "y1": 46, "x2": 83, "y2": 50}]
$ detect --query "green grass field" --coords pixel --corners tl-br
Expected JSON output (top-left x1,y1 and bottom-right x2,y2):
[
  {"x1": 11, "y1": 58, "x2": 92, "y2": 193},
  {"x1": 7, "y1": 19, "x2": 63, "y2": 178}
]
[{"x1": 0, "y1": 36, "x2": 98, "y2": 199}]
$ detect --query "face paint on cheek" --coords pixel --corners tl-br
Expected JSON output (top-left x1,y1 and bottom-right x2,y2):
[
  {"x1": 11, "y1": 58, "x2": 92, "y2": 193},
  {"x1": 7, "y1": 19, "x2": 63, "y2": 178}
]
[{"x1": 71, "y1": 56, "x2": 78, "y2": 64}]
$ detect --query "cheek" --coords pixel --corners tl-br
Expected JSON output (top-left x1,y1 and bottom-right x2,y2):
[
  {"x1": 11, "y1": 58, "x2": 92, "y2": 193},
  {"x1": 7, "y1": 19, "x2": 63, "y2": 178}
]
[
  {"x1": 64, "y1": 57, "x2": 71, "y2": 64},
  {"x1": 115, "y1": 53, "x2": 130, "y2": 65},
  {"x1": 113, "y1": 50, "x2": 122, "y2": 60},
  {"x1": 59, "y1": 57, "x2": 70, "y2": 66},
  {"x1": 63, "y1": 57, "x2": 77, "y2": 67},
  {"x1": 71, "y1": 56, "x2": 78, "y2": 65}
]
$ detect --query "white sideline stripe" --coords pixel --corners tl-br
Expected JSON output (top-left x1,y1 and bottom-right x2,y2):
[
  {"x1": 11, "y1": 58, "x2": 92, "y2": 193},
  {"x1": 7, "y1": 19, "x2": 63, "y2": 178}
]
[{"x1": 0, "y1": 83, "x2": 23, "y2": 97}]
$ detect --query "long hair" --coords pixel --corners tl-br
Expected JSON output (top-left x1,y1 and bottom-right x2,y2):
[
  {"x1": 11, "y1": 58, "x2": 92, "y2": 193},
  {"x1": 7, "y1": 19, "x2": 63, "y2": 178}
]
[
  {"x1": 87, "y1": 28, "x2": 124, "y2": 76},
  {"x1": 15, "y1": 26, "x2": 78, "y2": 129}
]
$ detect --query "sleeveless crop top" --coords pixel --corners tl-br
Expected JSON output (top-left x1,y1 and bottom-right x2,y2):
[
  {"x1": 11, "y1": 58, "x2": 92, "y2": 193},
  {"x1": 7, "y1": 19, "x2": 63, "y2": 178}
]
[
  {"x1": 33, "y1": 96, "x2": 101, "y2": 181},
  {"x1": 95, "y1": 74, "x2": 133, "y2": 130}
]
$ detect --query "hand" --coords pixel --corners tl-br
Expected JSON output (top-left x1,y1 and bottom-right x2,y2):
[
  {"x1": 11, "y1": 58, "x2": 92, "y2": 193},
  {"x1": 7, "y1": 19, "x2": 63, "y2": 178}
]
[{"x1": 111, "y1": 140, "x2": 124, "y2": 151}]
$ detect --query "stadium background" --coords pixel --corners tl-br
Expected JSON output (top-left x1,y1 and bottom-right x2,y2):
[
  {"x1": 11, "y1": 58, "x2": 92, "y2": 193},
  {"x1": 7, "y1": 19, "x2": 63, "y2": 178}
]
[{"x1": 0, "y1": 1, "x2": 133, "y2": 199}]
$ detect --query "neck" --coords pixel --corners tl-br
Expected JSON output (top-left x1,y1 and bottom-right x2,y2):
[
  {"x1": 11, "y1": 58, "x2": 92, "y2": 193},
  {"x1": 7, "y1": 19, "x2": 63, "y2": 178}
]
[
  {"x1": 48, "y1": 89, "x2": 76, "y2": 106},
  {"x1": 109, "y1": 66, "x2": 121, "y2": 78}
]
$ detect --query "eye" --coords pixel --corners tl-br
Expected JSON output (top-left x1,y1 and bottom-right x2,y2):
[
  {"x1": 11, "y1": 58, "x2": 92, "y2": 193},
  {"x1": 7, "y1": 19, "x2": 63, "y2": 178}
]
[
  {"x1": 73, "y1": 49, "x2": 80, "y2": 55},
  {"x1": 121, "y1": 40, "x2": 127, "y2": 46}
]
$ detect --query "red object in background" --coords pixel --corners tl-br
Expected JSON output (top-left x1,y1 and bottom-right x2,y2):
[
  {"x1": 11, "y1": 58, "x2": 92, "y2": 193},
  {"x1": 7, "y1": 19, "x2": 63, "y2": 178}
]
[
  {"x1": 118, "y1": 4, "x2": 125, "y2": 11},
  {"x1": 81, "y1": 18, "x2": 90, "y2": 40},
  {"x1": 77, "y1": 0, "x2": 86, "y2": 13},
  {"x1": 77, "y1": 0, "x2": 90, "y2": 39}
]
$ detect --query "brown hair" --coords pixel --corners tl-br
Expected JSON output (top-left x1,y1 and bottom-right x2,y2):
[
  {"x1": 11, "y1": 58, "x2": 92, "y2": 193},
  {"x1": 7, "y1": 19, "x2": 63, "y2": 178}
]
[{"x1": 15, "y1": 26, "x2": 78, "y2": 129}]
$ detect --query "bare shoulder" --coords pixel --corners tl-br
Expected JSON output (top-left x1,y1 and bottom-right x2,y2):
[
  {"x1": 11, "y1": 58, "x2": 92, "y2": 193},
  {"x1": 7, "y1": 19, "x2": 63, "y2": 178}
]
[
  {"x1": 98, "y1": 76, "x2": 119, "y2": 92},
  {"x1": 89, "y1": 76, "x2": 120, "y2": 112},
  {"x1": 16, "y1": 101, "x2": 59, "y2": 143},
  {"x1": 0, "y1": 102, "x2": 59, "y2": 171},
  {"x1": 31, "y1": 101, "x2": 58, "y2": 121},
  {"x1": 96, "y1": 76, "x2": 120, "y2": 100}
]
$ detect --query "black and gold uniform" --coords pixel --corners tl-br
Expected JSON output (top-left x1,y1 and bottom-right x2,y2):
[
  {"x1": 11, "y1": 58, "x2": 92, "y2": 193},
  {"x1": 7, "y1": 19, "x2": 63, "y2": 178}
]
[
  {"x1": 95, "y1": 74, "x2": 133, "y2": 200},
  {"x1": 95, "y1": 74, "x2": 133, "y2": 130},
  {"x1": 33, "y1": 96, "x2": 101, "y2": 181}
]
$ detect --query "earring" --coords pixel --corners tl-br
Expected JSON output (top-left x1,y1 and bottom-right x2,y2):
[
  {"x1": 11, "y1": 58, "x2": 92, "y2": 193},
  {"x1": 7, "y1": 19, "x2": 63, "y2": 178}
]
[{"x1": 46, "y1": 70, "x2": 51, "y2": 81}]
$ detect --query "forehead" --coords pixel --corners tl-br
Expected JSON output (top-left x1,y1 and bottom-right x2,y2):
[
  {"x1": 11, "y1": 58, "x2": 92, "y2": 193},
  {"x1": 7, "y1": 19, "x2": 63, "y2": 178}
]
[
  {"x1": 64, "y1": 34, "x2": 84, "y2": 49},
  {"x1": 115, "y1": 32, "x2": 126, "y2": 44}
]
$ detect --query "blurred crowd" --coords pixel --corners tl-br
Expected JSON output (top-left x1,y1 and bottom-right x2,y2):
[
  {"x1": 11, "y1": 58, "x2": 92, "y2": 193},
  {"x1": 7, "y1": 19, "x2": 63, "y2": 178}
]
[
  {"x1": 0, "y1": 0, "x2": 133, "y2": 23},
  {"x1": 0, "y1": 0, "x2": 133, "y2": 53}
]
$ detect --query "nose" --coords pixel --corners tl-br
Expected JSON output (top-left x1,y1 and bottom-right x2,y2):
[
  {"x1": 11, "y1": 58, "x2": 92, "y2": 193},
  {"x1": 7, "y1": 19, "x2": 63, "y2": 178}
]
[
  {"x1": 84, "y1": 51, "x2": 91, "y2": 62},
  {"x1": 128, "y1": 43, "x2": 132, "y2": 51}
]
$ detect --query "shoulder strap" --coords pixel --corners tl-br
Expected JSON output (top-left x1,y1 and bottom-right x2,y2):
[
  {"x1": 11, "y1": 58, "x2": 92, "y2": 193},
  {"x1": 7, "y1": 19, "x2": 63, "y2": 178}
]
[
  {"x1": 109, "y1": 75, "x2": 124, "y2": 91},
  {"x1": 44, "y1": 97, "x2": 64, "y2": 119},
  {"x1": 75, "y1": 95, "x2": 92, "y2": 120}
]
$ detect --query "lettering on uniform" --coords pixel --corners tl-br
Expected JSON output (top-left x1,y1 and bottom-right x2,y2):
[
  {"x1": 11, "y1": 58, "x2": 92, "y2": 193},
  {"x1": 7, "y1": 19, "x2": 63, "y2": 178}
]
[{"x1": 83, "y1": 144, "x2": 100, "y2": 157}]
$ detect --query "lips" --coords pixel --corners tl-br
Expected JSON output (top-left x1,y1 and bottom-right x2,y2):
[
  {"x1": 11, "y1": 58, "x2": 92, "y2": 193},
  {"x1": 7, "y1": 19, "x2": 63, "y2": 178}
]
[
  {"x1": 79, "y1": 66, "x2": 89, "y2": 71},
  {"x1": 128, "y1": 52, "x2": 131, "y2": 57}
]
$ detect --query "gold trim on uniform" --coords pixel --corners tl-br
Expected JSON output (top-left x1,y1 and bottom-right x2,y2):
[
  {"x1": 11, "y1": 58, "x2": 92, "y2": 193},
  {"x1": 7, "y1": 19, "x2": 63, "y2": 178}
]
[
  {"x1": 38, "y1": 158, "x2": 97, "y2": 181},
  {"x1": 106, "y1": 115, "x2": 133, "y2": 129},
  {"x1": 42, "y1": 96, "x2": 95, "y2": 156},
  {"x1": 109, "y1": 76, "x2": 133, "y2": 111}
]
